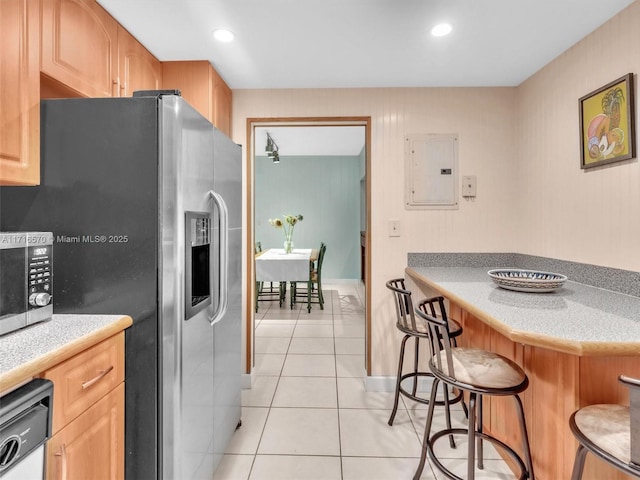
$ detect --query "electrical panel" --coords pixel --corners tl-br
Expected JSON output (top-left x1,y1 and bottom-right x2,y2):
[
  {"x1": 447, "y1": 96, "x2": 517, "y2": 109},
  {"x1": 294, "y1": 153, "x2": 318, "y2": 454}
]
[{"x1": 404, "y1": 134, "x2": 458, "y2": 209}]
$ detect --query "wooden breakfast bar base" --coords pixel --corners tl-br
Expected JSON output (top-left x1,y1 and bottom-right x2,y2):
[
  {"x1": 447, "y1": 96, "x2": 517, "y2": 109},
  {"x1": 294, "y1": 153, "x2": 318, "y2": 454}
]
[{"x1": 406, "y1": 267, "x2": 640, "y2": 480}]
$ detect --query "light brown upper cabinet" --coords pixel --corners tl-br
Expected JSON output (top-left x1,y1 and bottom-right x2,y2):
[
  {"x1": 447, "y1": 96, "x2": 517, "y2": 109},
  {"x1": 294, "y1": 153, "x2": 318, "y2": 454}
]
[
  {"x1": 0, "y1": 0, "x2": 41, "y2": 185},
  {"x1": 162, "y1": 60, "x2": 233, "y2": 137},
  {"x1": 118, "y1": 26, "x2": 162, "y2": 97},
  {"x1": 41, "y1": 0, "x2": 119, "y2": 98}
]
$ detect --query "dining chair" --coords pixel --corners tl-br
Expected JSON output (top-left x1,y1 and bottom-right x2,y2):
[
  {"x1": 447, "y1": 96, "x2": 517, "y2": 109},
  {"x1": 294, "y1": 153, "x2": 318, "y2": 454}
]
[
  {"x1": 413, "y1": 296, "x2": 535, "y2": 480},
  {"x1": 255, "y1": 241, "x2": 286, "y2": 311},
  {"x1": 569, "y1": 374, "x2": 640, "y2": 479},
  {"x1": 291, "y1": 242, "x2": 326, "y2": 313},
  {"x1": 385, "y1": 279, "x2": 465, "y2": 443}
]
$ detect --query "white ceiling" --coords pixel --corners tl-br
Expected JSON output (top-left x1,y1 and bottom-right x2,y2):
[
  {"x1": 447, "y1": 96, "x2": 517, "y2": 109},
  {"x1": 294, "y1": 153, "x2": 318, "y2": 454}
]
[
  {"x1": 96, "y1": 0, "x2": 634, "y2": 155},
  {"x1": 255, "y1": 126, "x2": 365, "y2": 157},
  {"x1": 97, "y1": 0, "x2": 635, "y2": 89}
]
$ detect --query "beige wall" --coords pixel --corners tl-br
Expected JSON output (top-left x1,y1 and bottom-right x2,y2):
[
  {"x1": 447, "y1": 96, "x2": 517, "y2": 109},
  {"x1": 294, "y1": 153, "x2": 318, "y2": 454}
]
[
  {"x1": 515, "y1": 0, "x2": 640, "y2": 271},
  {"x1": 232, "y1": 1, "x2": 640, "y2": 376}
]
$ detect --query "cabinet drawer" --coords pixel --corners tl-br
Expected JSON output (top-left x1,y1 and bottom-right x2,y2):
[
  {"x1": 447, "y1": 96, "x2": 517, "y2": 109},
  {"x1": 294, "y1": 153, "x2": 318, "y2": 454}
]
[
  {"x1": 43, "y1": 333, "x2": 124, "y2": 434},
  {"x1": 46, "y1": 383, "x2": 124, "y2": 480}
]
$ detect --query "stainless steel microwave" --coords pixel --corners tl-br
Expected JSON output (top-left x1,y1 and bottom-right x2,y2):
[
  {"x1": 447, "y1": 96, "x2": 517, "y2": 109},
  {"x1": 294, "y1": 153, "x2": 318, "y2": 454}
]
[{"x1": 0, "y1": 232, "x2": 53, "y2": 336}]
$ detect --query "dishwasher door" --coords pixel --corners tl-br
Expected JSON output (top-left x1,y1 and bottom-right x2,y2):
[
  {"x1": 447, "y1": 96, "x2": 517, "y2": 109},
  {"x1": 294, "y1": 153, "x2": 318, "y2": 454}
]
[{"x1": 0, "y1": 379, "x2": 53, "y2": 479}]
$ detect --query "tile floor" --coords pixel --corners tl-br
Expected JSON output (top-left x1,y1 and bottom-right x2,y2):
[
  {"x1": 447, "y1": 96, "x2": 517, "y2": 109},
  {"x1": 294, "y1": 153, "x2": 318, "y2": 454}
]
[{"x1": 213, "y1": 282, "x2": 516, "y2": 480}]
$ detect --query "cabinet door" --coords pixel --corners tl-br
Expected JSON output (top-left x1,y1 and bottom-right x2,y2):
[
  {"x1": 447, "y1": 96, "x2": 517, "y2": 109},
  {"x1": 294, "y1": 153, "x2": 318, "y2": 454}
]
[
  {"x1": 0, "y1": 0, "x2": 40, "y2": 185},
  {"x1": 117, "y1": 26, "x2": 161, "y2": 97},
  {"x1": 46, "y1": 383, "x2": 124, "y2": 480},
  {"x1": 211, "y1": 67, "x2": 232, "y2": 137},
  {"x1": 162, "y1": 60, "x2": 233, "y2": 135},
  {"x1": 162, "y1": 60, "x2": 213, "y2": 121},
  {"x1": 41, "y1": 0, "x2": 118, "y2": 98}
]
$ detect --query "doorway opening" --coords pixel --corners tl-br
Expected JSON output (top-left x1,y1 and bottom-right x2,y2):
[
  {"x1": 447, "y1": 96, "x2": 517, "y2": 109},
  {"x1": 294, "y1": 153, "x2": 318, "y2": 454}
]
[{"x1": 245, "y1": 117, "x2": 372, "y2": 377}]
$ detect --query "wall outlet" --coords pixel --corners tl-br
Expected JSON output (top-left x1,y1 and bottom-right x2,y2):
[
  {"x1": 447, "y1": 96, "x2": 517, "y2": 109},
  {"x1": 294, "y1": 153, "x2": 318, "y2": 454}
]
[
  {"x1": 388, "y1": 220, "x2": 401, "y2": 237},
  {"x1": 462, "y1": 175, "x2": 477, "y2": 197}
]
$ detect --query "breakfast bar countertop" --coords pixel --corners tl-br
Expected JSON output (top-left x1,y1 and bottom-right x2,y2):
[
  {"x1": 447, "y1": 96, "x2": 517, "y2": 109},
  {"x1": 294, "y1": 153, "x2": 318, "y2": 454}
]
[
  {"x1": 406, "y1": 266, "x2": 640, "y2": 356},
  {"x1": 0, "y1": 314, "x2": 133, "y2": 390}
]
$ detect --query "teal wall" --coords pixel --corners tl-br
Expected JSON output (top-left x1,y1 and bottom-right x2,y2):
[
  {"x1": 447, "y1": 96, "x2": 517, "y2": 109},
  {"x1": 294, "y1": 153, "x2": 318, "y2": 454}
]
[{"x1": 255, "y1": 154, "x2": 363, "y2": 280}]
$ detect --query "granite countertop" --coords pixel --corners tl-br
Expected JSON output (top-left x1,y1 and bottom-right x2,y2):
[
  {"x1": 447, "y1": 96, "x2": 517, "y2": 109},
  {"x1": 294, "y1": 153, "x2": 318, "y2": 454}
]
[
  {"x1": 406, "y1": 267, "x2": 640, "y2": 356},
  {"x1": 0, "y1": 314, "x2": 132, "y2": 391}
]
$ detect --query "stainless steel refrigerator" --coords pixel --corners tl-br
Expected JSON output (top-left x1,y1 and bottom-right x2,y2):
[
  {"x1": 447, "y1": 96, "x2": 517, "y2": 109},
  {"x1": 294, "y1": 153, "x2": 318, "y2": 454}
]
[{"x1": 0, "y1": 92, "x2": 242, "y2": 479}]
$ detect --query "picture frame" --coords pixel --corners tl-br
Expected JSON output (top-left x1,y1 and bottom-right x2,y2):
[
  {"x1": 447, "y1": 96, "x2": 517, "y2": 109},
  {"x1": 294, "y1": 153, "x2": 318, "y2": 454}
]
[{"x1": 579, "y1": 73, "x2": 636, "y2": 169}]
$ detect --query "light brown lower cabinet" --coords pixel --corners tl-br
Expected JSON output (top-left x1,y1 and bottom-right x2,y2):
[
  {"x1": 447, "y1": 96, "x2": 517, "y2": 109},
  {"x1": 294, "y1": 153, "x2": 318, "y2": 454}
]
[
  {"x1": 42, "y1": 332, "x2": 125, "y2": 480},
  {"x1": 46, "y1": 383, "x2": 124, "y2": 480}
]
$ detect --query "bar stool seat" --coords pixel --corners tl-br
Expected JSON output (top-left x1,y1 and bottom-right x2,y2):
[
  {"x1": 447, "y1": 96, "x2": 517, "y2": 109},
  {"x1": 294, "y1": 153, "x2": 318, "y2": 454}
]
[
  {"x1": 385, "y1": 279, "x2": 465, "y2": 441},
  {"x1": 414, "y1": 296, "x2": 535, "y2": 480},
  {"x1": 569, "y1": 375, "x2": 640, "y2": 479}
]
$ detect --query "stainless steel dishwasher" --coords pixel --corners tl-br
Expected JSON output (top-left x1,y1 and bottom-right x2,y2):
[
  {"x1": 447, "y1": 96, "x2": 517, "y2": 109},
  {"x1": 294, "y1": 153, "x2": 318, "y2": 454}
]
[{"x1": 0, "y1": 378, "x2": 53, "y2": 479}]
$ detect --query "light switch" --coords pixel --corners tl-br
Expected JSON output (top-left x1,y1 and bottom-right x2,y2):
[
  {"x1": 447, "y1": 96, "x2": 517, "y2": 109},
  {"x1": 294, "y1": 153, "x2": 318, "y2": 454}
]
[
  {"x1": 462, "y1": 175, "x2": 476, "y2": 197},
  {"x1": 389, "y1": 220, "x2": 401, "y2": 237}
]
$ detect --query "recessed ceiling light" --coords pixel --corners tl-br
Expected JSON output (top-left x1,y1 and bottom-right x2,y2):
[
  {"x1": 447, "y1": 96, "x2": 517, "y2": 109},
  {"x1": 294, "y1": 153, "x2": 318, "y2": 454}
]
[
  {"x1": 431, "y1": 23, "x2": 452, "y2": 37},
  {"x1": 212, "y1": 29, "x2": 235, "y2": 43}
]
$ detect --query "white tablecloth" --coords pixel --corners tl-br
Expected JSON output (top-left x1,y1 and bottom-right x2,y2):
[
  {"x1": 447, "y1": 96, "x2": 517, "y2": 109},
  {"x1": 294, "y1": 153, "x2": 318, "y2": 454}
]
[{"x1": 255, "y1": 248, "x2": 312, "y2": 282}]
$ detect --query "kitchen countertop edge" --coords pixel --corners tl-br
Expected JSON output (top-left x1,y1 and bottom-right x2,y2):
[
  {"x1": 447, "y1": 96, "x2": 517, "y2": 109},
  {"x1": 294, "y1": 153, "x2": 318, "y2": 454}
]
[
  {"x1": 0, "y1": 314, "x2": 132, "y2": 391},
  {"x1": 406, "y1": 267, "x2": 640, "y2": 357}
]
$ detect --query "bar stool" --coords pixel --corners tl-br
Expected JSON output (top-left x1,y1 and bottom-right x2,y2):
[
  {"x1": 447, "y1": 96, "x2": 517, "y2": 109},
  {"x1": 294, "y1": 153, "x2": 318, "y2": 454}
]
[
  {"x1": 385, "y1": 279, "x2": 465, "y2": 445},
  {"x1": 414, "y1": 296, "x2": 535, "y2": 480},
  {"x1": 569, "y1": 375, "x2": 640, "y2": 479}
]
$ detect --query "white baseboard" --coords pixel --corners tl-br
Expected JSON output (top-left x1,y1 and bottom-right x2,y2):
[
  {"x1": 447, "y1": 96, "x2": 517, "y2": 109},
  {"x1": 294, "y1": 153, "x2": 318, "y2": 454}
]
[{"x1": 241, "y1": 372, "x2": 254, "y2": 389}]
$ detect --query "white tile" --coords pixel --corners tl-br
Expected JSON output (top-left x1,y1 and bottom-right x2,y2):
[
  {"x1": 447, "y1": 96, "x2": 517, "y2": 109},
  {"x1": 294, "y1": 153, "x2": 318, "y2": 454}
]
[
  {"x1": 342, "y1": 456, "x2": 434, "y2": 480},
  {"x1": 256, "y1": 318, "x2": 298, "y2": 325},
  {"x1": 336, "y1": 354, "x2": 366, "y2": 378},
  {"x1": 250, "y1": 455, "x2": 341, "y2": 480},
  {"x1": 258, "y1": 408, "x2": 340, "y2": 455},
  {"x1": 335, "y1": 337, "x2": 365, "y2": 354},
  {"x1": 281, "y1": 354, "x2": 336, "y2": 377},
  {"x1": 296, "y1": 318, "x2": 334, "y2": 325},
  {"x1": 339, "y1": 408, "x2": 421, "y2": 458},
  {"x1": 225, "y1": 407, "x2": 269, "y2": 454},
  {"x1": 288, "y1": 337, "x2": 335, "y2": 354},
  {"x1": 293, "y1": 324, "x2": 334, "y2": 338},
  {"x1": 333, "y1": 314, "x2": 365, "y2": 325},
  {"x1": 298, "y1": 309, "x2": 333, "y2": 320},
  {"x1": 212, "y1": 454, "x2": 254, "y2": 480},
  {"x1": 334, "y1": 324, "x2": 364, "y2": 338},
  {"x1": 337, "y1": 377, "x2": 400, "y2": 410},
  {"x1": 241, "y1": 376, "x2": 278, "y2": 407},
  {"x1": 254, "y1": 336, "x2": 290, "y2": 354},
  {"x1": 406, "y1": 403, "x2": 503, "y2": 461},
  {"x1": 255, "y1": 324, "x2": 295, "y2": 337},
  {"x1": 272, "y1": 376, "x2": 337, "y2": 408},
  {"x1": 253, "y1": 354, "x2": 286, "y2": 376},
  {"x1": 244, "y1": 282, "x2": 515, "y2": 479}
]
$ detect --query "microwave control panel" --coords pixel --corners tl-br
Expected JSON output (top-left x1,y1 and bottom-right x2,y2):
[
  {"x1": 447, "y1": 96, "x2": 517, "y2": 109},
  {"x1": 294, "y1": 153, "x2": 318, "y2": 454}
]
[{"x1": 28, "y1": 245, "x2": 52, "y2": 309}]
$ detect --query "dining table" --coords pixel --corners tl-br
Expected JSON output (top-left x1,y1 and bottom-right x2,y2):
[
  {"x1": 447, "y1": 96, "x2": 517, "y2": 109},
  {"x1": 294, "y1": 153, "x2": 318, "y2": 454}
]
[{"x1": 255, "y1": 248, "x2": 318, "y2": 311}]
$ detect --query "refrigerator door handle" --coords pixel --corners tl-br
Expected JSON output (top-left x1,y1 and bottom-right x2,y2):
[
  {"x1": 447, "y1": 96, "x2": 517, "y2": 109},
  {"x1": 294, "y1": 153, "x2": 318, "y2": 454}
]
[{"x1": 207, "y1": 190, "x2": 229, "y2": 326}]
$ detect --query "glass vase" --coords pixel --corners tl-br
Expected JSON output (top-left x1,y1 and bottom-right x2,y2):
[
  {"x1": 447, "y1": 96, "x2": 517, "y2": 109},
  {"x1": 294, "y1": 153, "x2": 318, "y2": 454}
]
[{"x1": 283, "y1": 239, "x2": 293, "y2": 254}]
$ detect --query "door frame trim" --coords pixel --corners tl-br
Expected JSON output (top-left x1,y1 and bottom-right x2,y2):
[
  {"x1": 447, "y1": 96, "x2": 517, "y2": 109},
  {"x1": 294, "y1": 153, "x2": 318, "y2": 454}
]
[{"x1": 245, "y1": 116, "x2": 372, "y2": 375}]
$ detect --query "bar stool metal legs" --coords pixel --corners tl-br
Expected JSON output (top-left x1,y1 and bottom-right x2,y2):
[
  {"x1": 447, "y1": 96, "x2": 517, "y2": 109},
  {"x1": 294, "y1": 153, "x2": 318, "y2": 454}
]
[
  {"x1": 413, "y1": 297, "x2": 535, "y2": 480},
  {"x1": 385, "y1": 279, "x2": 464, "y2": 451}
]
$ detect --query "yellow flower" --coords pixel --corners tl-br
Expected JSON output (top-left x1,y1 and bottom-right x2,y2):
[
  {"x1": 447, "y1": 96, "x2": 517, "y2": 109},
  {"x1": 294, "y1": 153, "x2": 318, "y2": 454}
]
[
  {"x1": 270, "y1": 214, "x2": 303, "y2": 241},
  {"x1": 269, "y1": 218, "x2": 284, "y2": 228}
]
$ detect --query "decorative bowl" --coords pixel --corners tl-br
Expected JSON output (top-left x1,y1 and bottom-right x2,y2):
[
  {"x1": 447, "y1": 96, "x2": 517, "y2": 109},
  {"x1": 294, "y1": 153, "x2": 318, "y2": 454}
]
[{"x1": 487, "y1": 269, "x2": 567, "y2": 293}]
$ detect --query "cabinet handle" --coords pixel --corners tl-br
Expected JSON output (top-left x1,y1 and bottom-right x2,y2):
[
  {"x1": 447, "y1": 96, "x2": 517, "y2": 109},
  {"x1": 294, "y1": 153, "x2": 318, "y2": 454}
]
[
  {"x1": 55, "y1": 443, "x2": 68, "y2": 480},
  {"x1": 82, "y1": 365, "x2": 114, "y2": 389}
]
